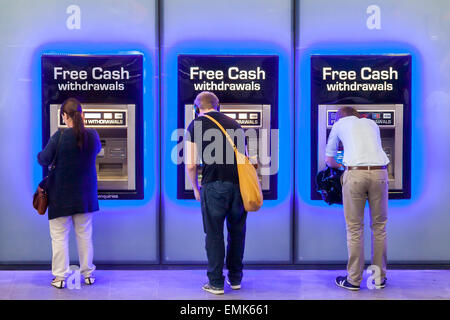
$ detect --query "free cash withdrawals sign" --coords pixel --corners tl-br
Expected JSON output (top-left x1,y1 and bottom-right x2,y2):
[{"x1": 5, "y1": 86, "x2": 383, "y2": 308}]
[
  {"x1": 41, "y1": 54, "x2": 144, "y2": 200},
  {"x1": 177, "y1": 55, "x2": 279, "y2": 200},
  {"x1": 310, "y1": 54, "x2": 412, "y2": 200}
]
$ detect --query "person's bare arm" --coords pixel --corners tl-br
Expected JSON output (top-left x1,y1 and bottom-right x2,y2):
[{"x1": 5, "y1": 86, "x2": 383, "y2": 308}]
[
  {"x1": 325, "y1": 156, "x2": 342, "y2": 169},
  {"x1": 325, "y1": 122, "x2": 343, "y2": 169},
  {"x1": 185, "y1": 140, "x2": 201, "y2": 201}
]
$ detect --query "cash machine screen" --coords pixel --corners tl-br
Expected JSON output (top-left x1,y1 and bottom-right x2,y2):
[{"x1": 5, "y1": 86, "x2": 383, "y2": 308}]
[
  {"x1": 327, "y1": 111, "x2": 395, "y2": 126},
  {"x1": 222, "y1": 111, "x2": 262, "y2": 127},
  {"x1": 58, "y1": 110, "x2": 127, "y2": 127}
]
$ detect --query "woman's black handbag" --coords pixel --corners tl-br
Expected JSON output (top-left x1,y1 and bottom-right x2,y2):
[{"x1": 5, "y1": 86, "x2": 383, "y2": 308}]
[{"x1": 33, "y1": 131, "x2": 63, "y2": 215}]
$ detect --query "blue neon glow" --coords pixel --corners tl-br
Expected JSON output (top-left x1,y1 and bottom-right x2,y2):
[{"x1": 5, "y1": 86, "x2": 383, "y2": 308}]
[
  {"x1": 161, "y1": 39, "x2": 294, "y2": 262},
  {"x1": 296, "y1": 42, "x2": 423, "y2": 210},
  {"x1": 32, "y1": 43, "x2": 158, "y2": 210},
  {"x1": 163, "y1": 40, "x2": 293, "y2": 207}
]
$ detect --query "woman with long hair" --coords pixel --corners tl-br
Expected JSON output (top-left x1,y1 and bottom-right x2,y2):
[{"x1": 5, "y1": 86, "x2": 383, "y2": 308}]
[{"x1": 38, "y1": 98, "x2": 101, "y2": 289}]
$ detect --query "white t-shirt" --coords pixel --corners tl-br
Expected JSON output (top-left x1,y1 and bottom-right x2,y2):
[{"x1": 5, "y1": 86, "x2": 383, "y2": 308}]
[{"x1": 325, "y1": 116, "x2": 389, "y2": 166}]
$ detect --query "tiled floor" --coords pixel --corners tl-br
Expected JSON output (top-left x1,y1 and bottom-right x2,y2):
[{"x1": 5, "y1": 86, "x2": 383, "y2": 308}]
[{"x1": 0, "y1": 269, "x2": 449, "y2": 300}]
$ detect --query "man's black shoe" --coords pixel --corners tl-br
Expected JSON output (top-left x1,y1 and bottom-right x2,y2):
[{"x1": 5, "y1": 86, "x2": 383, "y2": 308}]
[
  {"x1": 202, "y1": 283, "x2": 224, "y2": 295},
  {"x1": 335, "y1": 276, "x2": 360, "y2": 291}
]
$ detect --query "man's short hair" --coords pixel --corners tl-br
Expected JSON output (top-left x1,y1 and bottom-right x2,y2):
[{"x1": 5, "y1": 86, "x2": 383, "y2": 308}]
[
  {"x1": 336, "y1": 106, "x2": 360, "y2": 121},
  {"x1": 194, "y1": 91, "x2": 219, "y2": 110}
]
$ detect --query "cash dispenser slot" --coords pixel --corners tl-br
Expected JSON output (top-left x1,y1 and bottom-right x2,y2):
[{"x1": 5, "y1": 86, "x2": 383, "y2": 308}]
[{"x1": 99, "y1": 163, "x2": 123, "y2": 174}]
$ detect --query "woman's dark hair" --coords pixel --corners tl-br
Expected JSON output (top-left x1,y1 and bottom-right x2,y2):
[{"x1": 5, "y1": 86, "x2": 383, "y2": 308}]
[{"x1": 61, "y1": 98, "x2": 86, "y2": 149}]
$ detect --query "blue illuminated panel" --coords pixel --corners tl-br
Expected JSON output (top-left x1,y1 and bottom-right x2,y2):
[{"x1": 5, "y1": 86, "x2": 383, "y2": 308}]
[{"x1": 161, "y1": 0, "x2": 293, "y2": 263}]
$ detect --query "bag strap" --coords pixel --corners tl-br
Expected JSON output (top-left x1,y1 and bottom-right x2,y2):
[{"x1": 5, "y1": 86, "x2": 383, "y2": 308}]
[
  {"x1": 49, "y1": 129, "x2": 64, "y2": 169},
  {"x1": 203, "y1": 114, "x2": 238, "y2": 153}
]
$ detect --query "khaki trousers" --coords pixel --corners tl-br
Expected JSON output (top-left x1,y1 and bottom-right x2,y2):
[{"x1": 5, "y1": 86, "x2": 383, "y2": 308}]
[
  {"x1": 49, "y1": 212, "x2": 96, "y2": 280},
  {"x1": 342, "y1": 169, "x2": 388, "y2": 286}
]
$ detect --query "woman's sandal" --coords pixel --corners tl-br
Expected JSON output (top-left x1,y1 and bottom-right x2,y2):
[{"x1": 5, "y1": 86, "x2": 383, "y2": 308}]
[
  {"x1": 84, "y1": 277, "x2": 96, "y2": 285},
  {"x1": 51, "y1": 278, "x2": 65, "y2": 289}
]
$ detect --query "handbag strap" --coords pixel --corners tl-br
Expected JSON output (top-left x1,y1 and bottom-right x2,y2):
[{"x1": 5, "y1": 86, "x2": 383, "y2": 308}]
[
  {"x1": 49, "y1": 129, "x2": 64, "y2": 169},
  {"x1": 203, "y1": 114, "x2": 238, "y2": 154}
]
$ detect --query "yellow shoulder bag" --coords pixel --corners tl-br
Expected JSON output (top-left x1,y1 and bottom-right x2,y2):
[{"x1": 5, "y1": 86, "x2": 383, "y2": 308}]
[{"x1": 203, "y1": 114, "x2": 263, "y2": 212}]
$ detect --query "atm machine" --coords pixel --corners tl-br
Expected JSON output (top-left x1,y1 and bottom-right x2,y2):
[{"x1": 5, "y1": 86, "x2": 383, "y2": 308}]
[
  {"x1": 317, "y1": 104, "x2": 404, "y2": 195},
  {"x1": 181, "y1": 103, "x2": 274, "y2": 198},
  {"x1": 50, "y1": 104, "x2": 136, "y2": 197}
]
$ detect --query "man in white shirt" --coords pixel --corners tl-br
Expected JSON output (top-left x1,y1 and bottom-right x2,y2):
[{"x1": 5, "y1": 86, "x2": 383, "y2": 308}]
[{"x1": 325, "y1": 106, "x2": 389, "y2": 291}]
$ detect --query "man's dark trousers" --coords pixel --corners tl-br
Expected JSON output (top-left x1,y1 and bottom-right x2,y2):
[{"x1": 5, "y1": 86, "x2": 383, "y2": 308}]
[{"x1": 200, "y1": 180, "x2": 247, "y2": 289}]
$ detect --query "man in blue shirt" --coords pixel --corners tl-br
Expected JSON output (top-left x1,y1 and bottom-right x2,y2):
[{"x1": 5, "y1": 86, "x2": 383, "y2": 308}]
[{"x1": 326, "y1": 106, "x2": 389, "y2": 291}]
